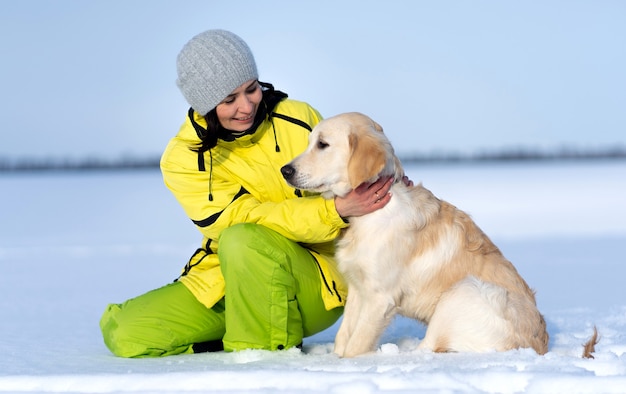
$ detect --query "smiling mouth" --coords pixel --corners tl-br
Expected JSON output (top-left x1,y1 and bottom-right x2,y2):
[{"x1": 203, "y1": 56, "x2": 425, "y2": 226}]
[{"x1": 234, "y1": 114, "x2": 254, "y2": 121}]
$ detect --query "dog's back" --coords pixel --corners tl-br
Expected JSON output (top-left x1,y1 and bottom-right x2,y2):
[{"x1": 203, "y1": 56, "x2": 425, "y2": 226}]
[{"x1": 402, "y1": 187, "x2": 548, "y2": 354}]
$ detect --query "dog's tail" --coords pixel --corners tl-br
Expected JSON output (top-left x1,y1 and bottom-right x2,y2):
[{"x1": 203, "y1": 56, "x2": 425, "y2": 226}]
[{"x1": 581, "y1": 326, "x2": 599, "y2": 359}]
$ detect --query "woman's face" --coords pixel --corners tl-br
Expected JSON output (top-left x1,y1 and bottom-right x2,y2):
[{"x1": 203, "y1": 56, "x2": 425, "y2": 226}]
[{"x1": 215, "y1": 79, "x2": 262, "y2": 132}]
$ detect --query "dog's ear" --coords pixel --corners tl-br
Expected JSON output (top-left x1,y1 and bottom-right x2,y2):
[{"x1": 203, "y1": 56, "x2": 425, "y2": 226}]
[
  {"x1": 372, "y1": 119, "x2": 384, "y2": 134},
  {"x1": 347, "y1": 130, "x2": 386, "y2": 188}
]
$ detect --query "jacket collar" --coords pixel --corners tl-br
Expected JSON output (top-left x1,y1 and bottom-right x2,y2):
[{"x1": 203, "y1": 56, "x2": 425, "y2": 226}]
[{"x1": 186, "y1": 83, "x2": 287, "y2": 150}]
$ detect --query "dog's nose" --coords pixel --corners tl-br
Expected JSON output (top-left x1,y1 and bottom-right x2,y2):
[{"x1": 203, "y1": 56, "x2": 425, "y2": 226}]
[{"x1": 281, "y1": 164, "x2": 295, "y2": 180}]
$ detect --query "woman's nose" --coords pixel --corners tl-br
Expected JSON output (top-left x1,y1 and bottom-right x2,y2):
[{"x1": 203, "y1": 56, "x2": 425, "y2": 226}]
[{"x1": 236, "y1": 95, "x2": 254, "y2": 113}]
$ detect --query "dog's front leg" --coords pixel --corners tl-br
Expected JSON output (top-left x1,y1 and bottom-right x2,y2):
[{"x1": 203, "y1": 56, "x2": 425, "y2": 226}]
[
  {"x1": 341, "y1": 294, "x2": 396, "y2": 358},
  {"x1": 334, "y1": 287, "x2": 362, "y2": 357}
]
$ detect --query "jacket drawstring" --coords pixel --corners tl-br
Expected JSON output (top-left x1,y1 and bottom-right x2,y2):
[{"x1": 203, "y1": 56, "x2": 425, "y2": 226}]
[
  {"x1": 270, "y1": 115, "x2": 280, "y2": 152},
  {"x1": 196, "y1": 149, "x2": 213, "y2": 201},
  {"x1": 197, "y1": 116, "x2": 276, "y2": 202},
  {"x1": 208, "y1": 150, "x2": 214, "y2": 201}
]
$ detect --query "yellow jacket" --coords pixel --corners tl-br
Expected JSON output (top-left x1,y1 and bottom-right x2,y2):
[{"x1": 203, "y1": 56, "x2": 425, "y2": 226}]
[{"x1": 160, "y1": 98, "x2": 348, "y2": 309}]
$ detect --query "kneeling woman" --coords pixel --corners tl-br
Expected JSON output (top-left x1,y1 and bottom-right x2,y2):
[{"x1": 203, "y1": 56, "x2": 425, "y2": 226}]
[{"x1": 100, "y1": 29, "x2": 393, "y2": 357}]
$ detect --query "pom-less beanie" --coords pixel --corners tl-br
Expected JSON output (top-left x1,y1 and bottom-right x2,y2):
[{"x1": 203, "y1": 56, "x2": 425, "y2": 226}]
[{"x1": 176, "y1": 29, "x2": 258, "y2": 116}]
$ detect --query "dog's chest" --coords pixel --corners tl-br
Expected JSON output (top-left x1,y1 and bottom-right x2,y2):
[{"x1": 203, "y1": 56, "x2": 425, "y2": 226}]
[{"x1": 335, "y1": 198, "x2": 412, "y2": 285}]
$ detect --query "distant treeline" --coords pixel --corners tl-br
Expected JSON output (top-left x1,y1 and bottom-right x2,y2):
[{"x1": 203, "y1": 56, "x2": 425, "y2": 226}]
[
  {"x1": 400, "y1": 145, "x2": 626, "y2": 164},
  {"x1": 0, "y1": 156, "x2": 161, "y2": 172},
  {"x1": 1, "y1": 145, "x2": 625, "y2": 172}
]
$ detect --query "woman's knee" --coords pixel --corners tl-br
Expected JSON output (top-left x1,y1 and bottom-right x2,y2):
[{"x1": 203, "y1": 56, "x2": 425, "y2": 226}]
[
  {"x1": 100, "y1": 283, "x2": 206, "y2": 358},
  {"x1": 100, "y1": 303, "x2": 157, "y2": 357},
  {"x1": 101, "y1": 301, "x2": 197, "y2": 358},
  {"x1": 219, "y1": 224, "x2": 287, "y2": 272},
  {"x1": 219, "y1": 223, "x2": 269, "y2": 253}
]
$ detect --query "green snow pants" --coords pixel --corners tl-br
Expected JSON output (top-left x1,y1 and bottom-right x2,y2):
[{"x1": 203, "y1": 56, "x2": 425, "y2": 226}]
[{"x1": 100, "y1": 223, "x2": 343, "y2": 357}]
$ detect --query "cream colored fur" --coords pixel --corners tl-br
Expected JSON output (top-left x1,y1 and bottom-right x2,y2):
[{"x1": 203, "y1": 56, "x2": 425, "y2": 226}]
[{"x1": 282, "y1": 112, "x2": 549, "y2": 358}]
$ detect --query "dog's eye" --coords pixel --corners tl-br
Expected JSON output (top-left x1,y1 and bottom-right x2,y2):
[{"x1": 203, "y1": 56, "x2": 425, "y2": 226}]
[{"x1": 317, "y1": 140, "x2": 329, "y2": 149}]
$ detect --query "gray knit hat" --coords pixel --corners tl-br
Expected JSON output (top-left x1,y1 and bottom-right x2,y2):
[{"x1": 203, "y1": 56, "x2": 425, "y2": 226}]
[{"x1": 176, "y1": 29, "x2": 258, "y2": 115}]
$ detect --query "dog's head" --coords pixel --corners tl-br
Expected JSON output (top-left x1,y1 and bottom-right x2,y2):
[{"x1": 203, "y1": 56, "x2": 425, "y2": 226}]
[{"x1": 281, "y1": 112, "x2": 402, "y2": 198}]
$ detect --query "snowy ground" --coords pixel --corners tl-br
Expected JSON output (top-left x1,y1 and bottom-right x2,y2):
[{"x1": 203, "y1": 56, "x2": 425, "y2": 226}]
[{"x1": 1, "y1": 161, "x2": 625, "y2": 393}]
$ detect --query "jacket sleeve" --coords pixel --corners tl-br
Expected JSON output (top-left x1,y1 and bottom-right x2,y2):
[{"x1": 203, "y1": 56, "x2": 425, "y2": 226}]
[
  {"x1": 161, "y1": 152, "x2": 347, "y2": 246},
  {"x1": 223, "y1": 192, "x2": 347, "y2": 243}
]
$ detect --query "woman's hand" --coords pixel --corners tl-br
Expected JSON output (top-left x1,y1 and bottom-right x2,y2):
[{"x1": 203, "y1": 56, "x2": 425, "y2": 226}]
[{"x1": 334, "y1": 176, "x2": 394, "y2": 218}]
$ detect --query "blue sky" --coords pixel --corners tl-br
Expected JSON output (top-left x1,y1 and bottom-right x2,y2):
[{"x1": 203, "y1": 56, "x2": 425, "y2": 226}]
[{"x1": 1, "y1": 1, "x2": 624, "y2": 160}]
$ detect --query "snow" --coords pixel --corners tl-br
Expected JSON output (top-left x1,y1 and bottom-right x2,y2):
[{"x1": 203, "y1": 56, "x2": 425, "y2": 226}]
[{"x1": 1, "y1": 161, "x2": 625, "y2": 393}]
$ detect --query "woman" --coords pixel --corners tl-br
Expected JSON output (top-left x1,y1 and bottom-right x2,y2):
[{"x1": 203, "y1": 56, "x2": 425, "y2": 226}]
[{"x1": 100, "y1": 29, "x2": 394, "y2": 357}]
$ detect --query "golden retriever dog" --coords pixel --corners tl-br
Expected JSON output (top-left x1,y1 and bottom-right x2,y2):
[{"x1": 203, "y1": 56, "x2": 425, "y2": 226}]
[{"x1": 281, "y1": 112, "x2": 549, "y2": 358}]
